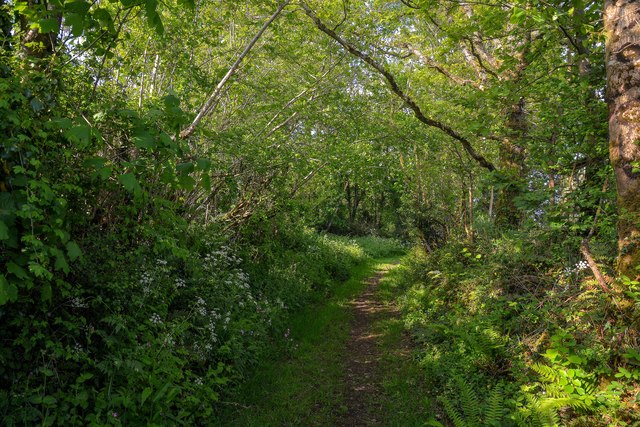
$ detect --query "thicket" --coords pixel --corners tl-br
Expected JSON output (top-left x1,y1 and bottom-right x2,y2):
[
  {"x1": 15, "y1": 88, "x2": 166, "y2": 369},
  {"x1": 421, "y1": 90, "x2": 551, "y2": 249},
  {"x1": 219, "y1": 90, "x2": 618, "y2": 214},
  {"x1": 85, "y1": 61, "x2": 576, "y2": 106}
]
[
  {"x1": 394, "y1": 223, "x2": 639, "y2": 426},
  {"x1": 1, "y1": 205, "x2": 380, "y2": 426}
]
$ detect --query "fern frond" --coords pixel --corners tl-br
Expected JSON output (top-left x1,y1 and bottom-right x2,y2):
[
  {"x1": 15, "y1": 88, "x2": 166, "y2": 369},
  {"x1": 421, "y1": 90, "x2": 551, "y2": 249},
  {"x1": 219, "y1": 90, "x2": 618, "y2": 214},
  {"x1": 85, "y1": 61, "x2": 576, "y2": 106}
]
[
  {"x1": 582, "y1": 381, "x2": 596, "y2": 397},
  {"x1": 455, "y1": 375, "x2": 481, "y2": 422},
  {"x1": 455, "y1": 327, "x2": 494, "y2": 361},
  {"x1": 530, "y1": 363, "x2": 563, "y2": 383},
  {"x1": 512, "y1": 410, "x2": 533, "y2": 427},
  {"x1": 529, "y1": 396, "x2": 572, "y2": 427},
  {"x1": 438, "y1": 395, "x2": 469, "y2": 427},
  {"x1": 484, "y1": 383, "x2": 504, "y2": 426},
  {"x1": 542, "y1": 384, "x2": 565, "y2": 399},
  {"x1": 567, "y1": 399, "x2": 590, "y2": 411}
]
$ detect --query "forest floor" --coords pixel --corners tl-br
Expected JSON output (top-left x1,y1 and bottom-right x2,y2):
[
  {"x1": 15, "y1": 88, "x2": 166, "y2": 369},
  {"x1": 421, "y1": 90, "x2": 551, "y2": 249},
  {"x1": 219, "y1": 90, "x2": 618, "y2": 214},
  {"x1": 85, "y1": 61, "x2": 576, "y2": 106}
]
[{"x1": 220, "y1": 258, "x2": 432, "y2": 426}]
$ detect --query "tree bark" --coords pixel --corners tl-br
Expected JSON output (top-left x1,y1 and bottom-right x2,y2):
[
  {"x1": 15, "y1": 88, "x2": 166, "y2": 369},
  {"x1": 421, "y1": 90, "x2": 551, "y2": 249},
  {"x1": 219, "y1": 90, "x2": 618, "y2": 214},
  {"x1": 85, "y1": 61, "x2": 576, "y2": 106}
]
[
  {"x1": 605, "y1": 0, "x2": 640, "y2": 277},
  {"x1": 495, "y1": 97, "x2": 527, "y2": 228}
]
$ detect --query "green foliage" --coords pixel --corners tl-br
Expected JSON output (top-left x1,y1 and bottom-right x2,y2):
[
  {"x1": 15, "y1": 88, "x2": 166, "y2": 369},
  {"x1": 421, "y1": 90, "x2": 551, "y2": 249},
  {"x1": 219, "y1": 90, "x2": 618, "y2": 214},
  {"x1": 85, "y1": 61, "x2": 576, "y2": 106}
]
[
  {"x1": 393, "y1": 234, "x2": 638, "y2": 426},
  {"x1": 1, "y1": 216, "x2": 371, "y2": 424},
  {"x1": 438, "y1": 379, "x2": 507, "y2": 427},
  {"x1": 0, "y1": 0, "x2": 635, "y2": 424}
]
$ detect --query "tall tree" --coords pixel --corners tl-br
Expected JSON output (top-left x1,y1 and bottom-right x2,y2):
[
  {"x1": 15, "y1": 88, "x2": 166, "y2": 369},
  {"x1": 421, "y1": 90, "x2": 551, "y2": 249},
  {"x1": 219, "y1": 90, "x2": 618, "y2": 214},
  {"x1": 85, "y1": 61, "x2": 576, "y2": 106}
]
[{"x1": 605, "y1": 0, "x2": 640, "y2": 276}]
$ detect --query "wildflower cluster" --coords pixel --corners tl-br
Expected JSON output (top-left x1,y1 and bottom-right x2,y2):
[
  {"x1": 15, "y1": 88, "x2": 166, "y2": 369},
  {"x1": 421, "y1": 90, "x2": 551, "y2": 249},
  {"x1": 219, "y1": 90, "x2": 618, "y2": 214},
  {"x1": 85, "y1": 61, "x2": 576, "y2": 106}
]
[
  {"x1": 150, "y1": 313, "x2": 163, "y2": 325},
  {"x1": 562, "y1": 260, "x2": 591, "y2": 277}
]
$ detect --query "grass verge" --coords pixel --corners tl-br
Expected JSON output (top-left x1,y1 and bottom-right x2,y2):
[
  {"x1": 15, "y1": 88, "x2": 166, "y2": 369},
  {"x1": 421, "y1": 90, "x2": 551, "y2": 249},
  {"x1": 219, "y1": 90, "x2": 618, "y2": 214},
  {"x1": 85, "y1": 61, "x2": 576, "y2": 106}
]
[
  {"x1": 217, "y1": 257, "x2": 399, "y2": 426},
  {"x1": 373, "y1": 261, "x2": 435, "y2": 426}
]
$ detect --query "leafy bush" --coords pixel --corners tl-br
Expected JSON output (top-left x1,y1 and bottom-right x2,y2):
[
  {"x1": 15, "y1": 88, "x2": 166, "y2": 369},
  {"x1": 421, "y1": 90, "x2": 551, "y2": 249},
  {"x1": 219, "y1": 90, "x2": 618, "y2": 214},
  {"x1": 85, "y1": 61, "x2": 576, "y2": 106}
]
[
  {"x1": 0, "y1": 213, "x2": 372, "y2": 424},
  {"x1": 393, "y1": 238, "x2": 640, "y2": 427}
]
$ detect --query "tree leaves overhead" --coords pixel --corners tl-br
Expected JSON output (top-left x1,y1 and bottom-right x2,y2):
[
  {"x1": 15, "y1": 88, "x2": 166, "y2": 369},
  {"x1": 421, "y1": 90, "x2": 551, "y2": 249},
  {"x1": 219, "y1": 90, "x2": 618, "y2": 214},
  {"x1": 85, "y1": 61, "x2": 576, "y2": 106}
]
[{"x1": 0, "y1": 0, "x2": 634, "y2": 424}]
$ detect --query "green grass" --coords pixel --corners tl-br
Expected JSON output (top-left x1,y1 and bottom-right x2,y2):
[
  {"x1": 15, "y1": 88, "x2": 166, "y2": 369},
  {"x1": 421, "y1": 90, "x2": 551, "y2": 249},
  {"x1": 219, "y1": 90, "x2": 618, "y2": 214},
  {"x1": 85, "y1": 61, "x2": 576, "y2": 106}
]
[
  {"x1": 216, "y1": 247, "x2": 434, "y2": 426},
  {"x1": 217, "y1": 258, "x2": 394, "y2": 426},
  {"x1": 374, "y1": 261, "x2": 436, "y2": 426}
]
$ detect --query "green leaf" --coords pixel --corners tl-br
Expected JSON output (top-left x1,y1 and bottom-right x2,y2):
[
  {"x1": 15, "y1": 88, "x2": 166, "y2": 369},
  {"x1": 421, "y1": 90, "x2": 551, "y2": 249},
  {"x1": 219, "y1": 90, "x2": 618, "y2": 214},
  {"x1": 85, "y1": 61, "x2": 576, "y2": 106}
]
[
  {"x1": 29, "y1": 263, "x2": 52, "y2": 279},
  {"x1": 510, "y1": 8, "x2": 526, "y2": 25},
  {"x1": 119, "y1": 173, "x2": 142, "y2": 195},
  {"x1": 141, "y1": 387, "x2": 152, "y2": 405},
  {"x1": 196, "y1": 158, "x2": 212, "y2": 171},
  {"x1": 54, "y1": 252, "x2": 70, "y2": 273},
  {"x1": 83, "y1": 156, "x2": 105, "y2": 170},
  {"x1": 38, "y1": 18, "x2": 60, "y2": 33},
  {"x1": 51, "y1": 117, "x2": 73, "y2": 130},
  {"x1": 77, "y1": 373, "x2": 94, "y2": 383},
  {"x1": 163, "y1": 94, "x2": 181, "y2": 109},
  {"x1": 176, "y1": 162, "x2": 195, "y2": 173},
  {"x1": 64, "y1": 12, "x2": 86, "y2": 36},
  {"x1": 65, "y1": 125, "x2": 91, "y2": 148},
  {"x1": 30, "y1": 98, "x2": 45, "y2": 112},
  {"x1": 159, "y1": 133, "x2": 176, "y2": 149},
  {"x1": 145, "y1": 0, "x2": 164, "y2": 35},
  {"x1": 41, "y1": 284, "x2": 53, "y2": 302},
  {"x1": 201, "y1": 174, "x2": 211, "y2": 191},
  {"x1": 65, "y1": 0, "x2": 91, "y2": 14},
  {"x1": 66, "y1": 241, "x2": 82, "y2": 261},
  {"x1": 133, "y1": 128, "x2": 156, "y2": 149},
  {"x1": 7, "y1": 262, "x2": 29, "y2": 280},
  {"x1": 41, "y1": 395, "x2": 57, "y2": 405},
  {"x1": 93, "y1": 8, "x2": 115, "y2": 32},
  {"x1": 543, "y1": 349, "x2": 560, "y2": 361},
  {"x1": 99, "y1": 165, "x2": 112, "y2": 180},
  {"x1": 567, "y1": 355, "x2": 583, "y2": 365},
  {"x1": 178, "y1": 175, "x2": 196, "y2": 191},
  {"x1": 0, "y1": 275, "x2": 18, "y2": 305},
  {"x1": 14, "y1": 1, "x2": 29, "y2": 13},
  {"x1": 0, "y1": 220, "x2": 8, "y2": 240}
]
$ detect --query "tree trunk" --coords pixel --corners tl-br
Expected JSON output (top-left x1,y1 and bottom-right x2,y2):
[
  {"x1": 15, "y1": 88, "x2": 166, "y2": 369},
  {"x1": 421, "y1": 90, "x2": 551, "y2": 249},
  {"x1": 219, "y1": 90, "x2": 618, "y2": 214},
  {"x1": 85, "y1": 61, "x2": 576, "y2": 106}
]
[
  {"x1": 19, "y1": 0, "x2": 60, "y2": 59},
  {"x1": 605, "y1": 0, "x2": 640, "y2": 277},
  {"x1": 495, "y1": 98, "x2": 527, "y2": 228}
]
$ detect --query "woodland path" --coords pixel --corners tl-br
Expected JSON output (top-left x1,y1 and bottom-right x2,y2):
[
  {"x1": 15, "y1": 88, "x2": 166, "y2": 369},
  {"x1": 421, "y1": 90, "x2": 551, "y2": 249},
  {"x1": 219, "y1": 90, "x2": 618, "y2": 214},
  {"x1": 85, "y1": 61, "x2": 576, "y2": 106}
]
[
  {"x1": 339, "y1": 269, "x2": 407, "y2": 426},
  {"x1": 223, "y1": 259, "x2": 431, "y2": 426}
]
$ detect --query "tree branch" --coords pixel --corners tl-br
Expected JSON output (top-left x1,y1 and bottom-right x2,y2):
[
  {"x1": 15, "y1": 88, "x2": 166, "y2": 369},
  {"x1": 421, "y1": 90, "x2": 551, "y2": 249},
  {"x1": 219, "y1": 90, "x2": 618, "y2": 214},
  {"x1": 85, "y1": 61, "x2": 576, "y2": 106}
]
[
  {"x1": 179, "y1": 0, "x2": 291, "y2": 139},
  {"x1": 405, "y1": 43, "x2": 484, "y2": 90},
  {"x1": 300, "y1": 2, "x2": 495, "y2": 171},
  {"x1": 580, "y1": 177, "x2": 611, "y2": 292}
]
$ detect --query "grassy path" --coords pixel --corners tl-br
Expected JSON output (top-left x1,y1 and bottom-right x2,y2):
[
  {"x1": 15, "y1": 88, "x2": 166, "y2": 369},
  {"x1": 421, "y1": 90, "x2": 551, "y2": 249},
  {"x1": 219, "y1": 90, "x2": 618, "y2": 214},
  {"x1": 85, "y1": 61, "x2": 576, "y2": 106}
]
[{"x1": 219, "y1": 257, "x2": 432, "y2": 426}]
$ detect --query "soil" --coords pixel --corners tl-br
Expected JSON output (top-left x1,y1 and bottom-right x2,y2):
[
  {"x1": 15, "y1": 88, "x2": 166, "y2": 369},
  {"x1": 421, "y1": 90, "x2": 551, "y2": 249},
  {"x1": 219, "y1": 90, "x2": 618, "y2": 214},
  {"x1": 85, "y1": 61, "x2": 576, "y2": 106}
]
[{"x1": 337, "y1": 269, "x2": 403, "y2": 426}]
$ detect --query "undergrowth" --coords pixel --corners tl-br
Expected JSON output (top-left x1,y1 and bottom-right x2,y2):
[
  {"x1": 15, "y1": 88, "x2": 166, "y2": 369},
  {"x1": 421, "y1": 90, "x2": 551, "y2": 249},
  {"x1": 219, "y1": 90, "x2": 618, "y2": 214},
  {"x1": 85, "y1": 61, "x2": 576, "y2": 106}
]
[
  {"x1": 395, "y1": 230, "x2": 640, "y2": 426},
  {"x1": 0, "y1": 219, "x2": 376, "y2": 425}
]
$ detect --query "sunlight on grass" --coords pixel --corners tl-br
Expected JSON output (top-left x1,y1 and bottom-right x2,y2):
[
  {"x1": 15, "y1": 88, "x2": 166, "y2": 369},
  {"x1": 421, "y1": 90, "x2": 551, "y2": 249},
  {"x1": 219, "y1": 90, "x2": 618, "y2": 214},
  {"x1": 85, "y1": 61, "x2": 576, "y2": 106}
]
[
  {"x1": 217, "y1": 242, "x2": 437, "y2": 426},
  {"x1": 219, "y1": 258, "x2": 388, "y2": 426}
]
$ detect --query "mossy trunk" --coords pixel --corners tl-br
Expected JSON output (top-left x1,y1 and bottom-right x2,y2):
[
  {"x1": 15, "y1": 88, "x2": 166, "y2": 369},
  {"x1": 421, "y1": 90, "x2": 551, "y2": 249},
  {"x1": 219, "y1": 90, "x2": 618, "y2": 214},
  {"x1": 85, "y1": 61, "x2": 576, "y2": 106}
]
[
  {"x1": 605, "y1": 0, "x2": 640, "y2": 277},
  {"x1": 495, "y1": 98, "x2": 527, "y2": 228}
]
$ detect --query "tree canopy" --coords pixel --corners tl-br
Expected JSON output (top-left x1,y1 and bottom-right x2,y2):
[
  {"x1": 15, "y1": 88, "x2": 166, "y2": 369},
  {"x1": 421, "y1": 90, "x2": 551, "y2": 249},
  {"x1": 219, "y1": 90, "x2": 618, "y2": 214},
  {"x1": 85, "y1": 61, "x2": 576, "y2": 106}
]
[{"x1": 1, "y1": 0, "x2": 639, "y2": 424}]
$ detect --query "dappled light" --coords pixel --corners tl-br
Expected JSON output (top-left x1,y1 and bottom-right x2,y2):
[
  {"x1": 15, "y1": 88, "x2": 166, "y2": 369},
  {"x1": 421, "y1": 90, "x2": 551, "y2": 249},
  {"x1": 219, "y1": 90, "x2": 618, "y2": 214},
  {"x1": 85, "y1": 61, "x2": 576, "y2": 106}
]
[{"x1": 1, "y1": 0, "x2": 639, "y2": 425}]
